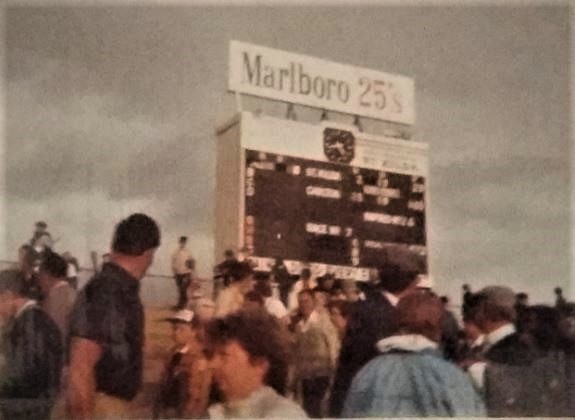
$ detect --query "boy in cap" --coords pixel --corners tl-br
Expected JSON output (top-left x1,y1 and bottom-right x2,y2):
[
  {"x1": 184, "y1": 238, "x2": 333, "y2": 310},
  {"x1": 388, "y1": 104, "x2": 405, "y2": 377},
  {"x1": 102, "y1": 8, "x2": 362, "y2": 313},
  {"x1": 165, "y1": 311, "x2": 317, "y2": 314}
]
[{"x1": 153, "y1": 309, "x2": 212, "y2": 419}]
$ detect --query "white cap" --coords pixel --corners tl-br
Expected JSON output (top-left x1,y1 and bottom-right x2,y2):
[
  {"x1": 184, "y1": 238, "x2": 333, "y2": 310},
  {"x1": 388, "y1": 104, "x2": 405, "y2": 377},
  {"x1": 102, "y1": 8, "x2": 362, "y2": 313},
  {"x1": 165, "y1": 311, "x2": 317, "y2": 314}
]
[{"x1": 165, "y1": 309, "x2": 195, "y2": 323}]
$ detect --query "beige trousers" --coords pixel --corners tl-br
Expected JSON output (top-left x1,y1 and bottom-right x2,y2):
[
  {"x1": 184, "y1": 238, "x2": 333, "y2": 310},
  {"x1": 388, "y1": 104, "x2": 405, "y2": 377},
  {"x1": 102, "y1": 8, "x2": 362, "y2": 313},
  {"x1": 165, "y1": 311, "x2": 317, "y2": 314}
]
[{"x1": 92, "y1": 393, "x2": 131, "y2": 419}]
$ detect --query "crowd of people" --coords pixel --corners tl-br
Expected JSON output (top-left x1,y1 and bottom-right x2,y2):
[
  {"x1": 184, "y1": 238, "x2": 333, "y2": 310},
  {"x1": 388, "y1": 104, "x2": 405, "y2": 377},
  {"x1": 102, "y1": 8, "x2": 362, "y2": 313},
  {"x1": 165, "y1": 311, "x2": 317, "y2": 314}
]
[{"x1": 0, "y1": 214, "x2": 574, "y2": 419}]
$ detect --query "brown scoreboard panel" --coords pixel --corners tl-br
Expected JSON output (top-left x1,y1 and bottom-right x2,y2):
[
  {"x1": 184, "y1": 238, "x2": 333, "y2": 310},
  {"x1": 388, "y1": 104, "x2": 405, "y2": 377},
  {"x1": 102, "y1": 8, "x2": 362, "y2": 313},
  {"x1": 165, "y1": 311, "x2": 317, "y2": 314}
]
[{"x1": 244, "y1": 149, "x2": 427, "y2": 275}]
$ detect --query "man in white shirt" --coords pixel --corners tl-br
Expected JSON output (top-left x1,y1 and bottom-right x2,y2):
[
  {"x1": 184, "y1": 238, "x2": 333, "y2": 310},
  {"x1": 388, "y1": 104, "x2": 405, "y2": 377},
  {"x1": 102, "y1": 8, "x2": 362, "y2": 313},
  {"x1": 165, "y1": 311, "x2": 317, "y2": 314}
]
[
  {"x1": 293, "y1": 289, "x2": 339, "y2": 418},
  {"x1": 171, "y1": 236, "x2": 192, "y2": 309}
]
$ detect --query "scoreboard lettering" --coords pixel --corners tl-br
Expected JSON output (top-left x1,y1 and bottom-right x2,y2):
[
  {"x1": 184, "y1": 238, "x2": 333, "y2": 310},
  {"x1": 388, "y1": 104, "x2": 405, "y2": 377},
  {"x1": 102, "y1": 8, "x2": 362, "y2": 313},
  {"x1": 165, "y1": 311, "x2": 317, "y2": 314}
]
[{"x1": 244, "y1": 149, "x2": 427, "y2": 279}]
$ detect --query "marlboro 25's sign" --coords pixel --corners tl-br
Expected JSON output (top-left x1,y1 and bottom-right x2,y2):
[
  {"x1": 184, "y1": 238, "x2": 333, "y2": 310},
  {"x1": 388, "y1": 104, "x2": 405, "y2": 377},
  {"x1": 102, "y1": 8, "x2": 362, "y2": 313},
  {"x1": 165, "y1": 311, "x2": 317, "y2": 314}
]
[{"x1": 229, "y1": 40, "x2": 415, "y2": 125}]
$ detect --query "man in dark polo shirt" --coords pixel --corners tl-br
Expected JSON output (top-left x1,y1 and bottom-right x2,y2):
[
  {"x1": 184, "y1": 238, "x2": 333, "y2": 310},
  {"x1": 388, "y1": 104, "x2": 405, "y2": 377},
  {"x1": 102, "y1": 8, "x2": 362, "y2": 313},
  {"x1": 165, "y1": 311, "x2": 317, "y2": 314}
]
[{"x1": 66, "y1": 213, "x2": 160, "y2": 419}]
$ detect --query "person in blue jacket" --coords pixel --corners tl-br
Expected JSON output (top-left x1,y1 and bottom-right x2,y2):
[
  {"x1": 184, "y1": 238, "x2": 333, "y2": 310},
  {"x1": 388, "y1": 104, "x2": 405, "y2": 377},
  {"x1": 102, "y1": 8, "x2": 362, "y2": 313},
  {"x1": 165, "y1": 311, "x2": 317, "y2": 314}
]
[{"x1": 342, "y1": 291, "x2": 485, "y2": 417}]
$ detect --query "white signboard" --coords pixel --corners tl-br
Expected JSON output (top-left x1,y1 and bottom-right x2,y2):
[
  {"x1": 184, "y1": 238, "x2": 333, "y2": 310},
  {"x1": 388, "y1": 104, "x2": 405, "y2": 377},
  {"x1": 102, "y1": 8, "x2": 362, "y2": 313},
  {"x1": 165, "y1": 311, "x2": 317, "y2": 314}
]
[{"x1": 229, "y1": 40, "x2": 415, "y2": 125}]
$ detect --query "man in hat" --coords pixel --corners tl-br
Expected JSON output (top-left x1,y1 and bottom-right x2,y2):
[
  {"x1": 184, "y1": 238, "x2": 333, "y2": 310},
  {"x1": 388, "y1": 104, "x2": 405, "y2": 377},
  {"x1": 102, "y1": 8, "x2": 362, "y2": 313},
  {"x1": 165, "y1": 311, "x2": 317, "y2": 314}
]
[
  {"x1": 329, "y1": 264, "x2": 420, "y2": 417},
  {"x1": 67, "y1": 213, "x2": 160, "y2": 419},
  {"x1": 468, "y1": 286, "x2": 541, "y2": 416},
  {"x1": 0, "y1": 269, "x2": 63, "y2": 420}
]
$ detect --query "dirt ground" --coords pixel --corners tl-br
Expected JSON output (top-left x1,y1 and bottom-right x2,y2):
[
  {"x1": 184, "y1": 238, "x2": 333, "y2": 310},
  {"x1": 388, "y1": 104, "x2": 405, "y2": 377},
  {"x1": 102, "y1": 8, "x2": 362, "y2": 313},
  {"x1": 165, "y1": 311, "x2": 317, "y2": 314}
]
[{"x1": 131, "y1": 306, "x2": 176, "y2": 418}]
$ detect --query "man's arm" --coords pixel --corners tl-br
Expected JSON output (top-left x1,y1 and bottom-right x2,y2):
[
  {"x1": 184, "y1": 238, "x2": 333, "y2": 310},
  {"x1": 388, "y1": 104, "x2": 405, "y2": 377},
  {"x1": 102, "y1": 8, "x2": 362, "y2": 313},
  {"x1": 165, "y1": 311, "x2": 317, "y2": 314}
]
[{"x1": 67, "y1": 337, "x2": 103, "y2": 419}]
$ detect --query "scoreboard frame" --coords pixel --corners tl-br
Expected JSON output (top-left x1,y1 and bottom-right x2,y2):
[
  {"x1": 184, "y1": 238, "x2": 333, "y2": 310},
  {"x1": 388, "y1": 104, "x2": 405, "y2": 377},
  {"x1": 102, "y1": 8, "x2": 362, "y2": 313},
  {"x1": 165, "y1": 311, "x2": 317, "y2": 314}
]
[{"x1": 215, "y1": 111, "x2": 429, "y2": 282}]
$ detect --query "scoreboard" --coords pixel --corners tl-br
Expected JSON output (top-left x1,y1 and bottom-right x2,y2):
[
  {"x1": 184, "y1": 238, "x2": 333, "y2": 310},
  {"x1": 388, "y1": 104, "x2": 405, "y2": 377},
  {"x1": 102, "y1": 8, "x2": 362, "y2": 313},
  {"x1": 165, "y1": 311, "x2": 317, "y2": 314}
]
[
  {"x1": 244, "y1": 149, "x2": 426, "y2": 280},
  {"x1": 215, "y1": 112, "x2": 428, "y2": 281}
]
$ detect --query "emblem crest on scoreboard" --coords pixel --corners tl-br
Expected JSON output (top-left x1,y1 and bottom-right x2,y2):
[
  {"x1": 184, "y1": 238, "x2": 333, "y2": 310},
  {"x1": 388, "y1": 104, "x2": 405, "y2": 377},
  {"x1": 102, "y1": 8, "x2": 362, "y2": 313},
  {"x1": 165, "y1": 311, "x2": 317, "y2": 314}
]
[{"x1": 323, "y1": 127, "x2": 355, "y2": 164}]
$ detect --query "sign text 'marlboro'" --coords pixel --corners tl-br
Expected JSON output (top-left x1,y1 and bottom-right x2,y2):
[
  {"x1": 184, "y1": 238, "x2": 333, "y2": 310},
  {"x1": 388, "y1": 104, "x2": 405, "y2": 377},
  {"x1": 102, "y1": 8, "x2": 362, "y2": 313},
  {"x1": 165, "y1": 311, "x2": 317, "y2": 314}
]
[{"x1": 229, "y1": 40, "x2": 415, "y2": 125}]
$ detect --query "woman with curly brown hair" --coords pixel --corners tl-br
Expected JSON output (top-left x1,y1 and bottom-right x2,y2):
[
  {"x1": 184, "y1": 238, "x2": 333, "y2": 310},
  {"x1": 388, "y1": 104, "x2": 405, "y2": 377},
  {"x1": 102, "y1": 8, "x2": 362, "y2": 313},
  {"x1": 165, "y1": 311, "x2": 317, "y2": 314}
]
[{"x1": 205, "y1": 309, "x2": 307, "y2": 418}]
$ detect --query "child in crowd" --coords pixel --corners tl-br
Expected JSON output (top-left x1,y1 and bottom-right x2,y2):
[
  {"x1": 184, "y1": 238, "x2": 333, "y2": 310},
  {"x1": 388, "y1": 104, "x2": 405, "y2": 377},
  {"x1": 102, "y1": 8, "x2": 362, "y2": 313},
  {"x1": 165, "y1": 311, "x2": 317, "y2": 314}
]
[{"x1": 153, "y1": 309, "x2": 213, "y2": 419}]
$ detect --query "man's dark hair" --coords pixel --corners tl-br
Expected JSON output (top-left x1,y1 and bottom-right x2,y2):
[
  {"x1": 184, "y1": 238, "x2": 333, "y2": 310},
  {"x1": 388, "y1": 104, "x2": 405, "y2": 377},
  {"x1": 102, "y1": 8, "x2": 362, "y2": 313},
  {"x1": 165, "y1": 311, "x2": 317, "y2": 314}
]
[
  {"x1": 462, "y1": 293, "x2": 485, "y2": 323},
  {"x1": 516, "y1": 292, "x2": 528, "y2": 301},
  {"x1": 179, "y1": 236, "x2": 187, "y2": 244},
  {"x1": 227, "y1": 261, "x2": 253, "y2": 284},
  {"x1": 300, "y1": 268, "x2": 311, "y2": 280},
  {"x1": 254, "y1": 279, "x2": 273, "y2": 298},
  {"x1": 378, "y1": 264, "x2": 418, "y2": 294},
  {"x1": 112, "y1": 213, "x2": 160, "y2": 256},
  {"x1": 244, "y1": 290, "x2": 265, "y2": 306},
  {"x1": 205, "y1": 310, "x2": 291, "y2": 395},
  {"x1": 224, "y1": 249, "x2": 234, "y2": 258},
  {"x1": 521, "y1": 305, "x2": 562, "y2": 352},
  {"x1": 0, "y1": 269, "x2": 27, "y2": 296},
  {"x1": 40, "y1": 251, "x2": 68, "y2": 278}
]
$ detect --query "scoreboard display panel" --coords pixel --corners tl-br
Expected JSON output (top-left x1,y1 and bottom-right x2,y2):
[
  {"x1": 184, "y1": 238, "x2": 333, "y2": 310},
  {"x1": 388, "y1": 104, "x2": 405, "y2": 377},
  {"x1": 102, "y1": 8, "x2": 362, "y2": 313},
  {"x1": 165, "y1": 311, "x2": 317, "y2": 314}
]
[{"x1": 244, "y1": 148, "x2": 427, "y2": 278}]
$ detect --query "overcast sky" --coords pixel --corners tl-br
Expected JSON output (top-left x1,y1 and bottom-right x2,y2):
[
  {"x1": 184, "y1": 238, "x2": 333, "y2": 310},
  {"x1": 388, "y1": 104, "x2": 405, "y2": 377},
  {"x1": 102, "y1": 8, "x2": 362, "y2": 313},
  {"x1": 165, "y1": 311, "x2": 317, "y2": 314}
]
[{"x1": 3, "y1": 2, "x2": 571, "y2": 303}]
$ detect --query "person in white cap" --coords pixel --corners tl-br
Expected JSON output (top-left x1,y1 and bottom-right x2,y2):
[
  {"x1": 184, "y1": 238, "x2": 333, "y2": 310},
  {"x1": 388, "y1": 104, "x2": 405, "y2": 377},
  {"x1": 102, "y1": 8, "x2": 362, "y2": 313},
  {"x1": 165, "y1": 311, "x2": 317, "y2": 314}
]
[{"x1": 153, "y1": 309, "x2": 213, "y2": 419}]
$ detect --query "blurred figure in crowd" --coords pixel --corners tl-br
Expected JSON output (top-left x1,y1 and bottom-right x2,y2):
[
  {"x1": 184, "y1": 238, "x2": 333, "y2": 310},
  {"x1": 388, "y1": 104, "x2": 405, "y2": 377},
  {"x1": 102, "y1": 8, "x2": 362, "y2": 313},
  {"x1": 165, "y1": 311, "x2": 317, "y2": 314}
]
[
  {"x1": 327, "y1": 299, "x2": 352, "y2": 340},
  {"x1": 205, "y1": 310, "x2": 307, "y2": 418},
  {"x1": 271, "y1": 258, "x2": 292, "y2": 308},
  {"x1": 342, "y1": 292, "x2": 485, "y2": 417},
  {"x1": 341, "y1": 279, "x2": 361, "y2": 303},
  {"x1": 214, "y1": 261, "x2": 255, "y2": 318},
  {"x1": 67, "y1": 213, "x2": 160, "y2": 419},
  {"x1": 30, "y1": 221, "x2": 54, "y2": 250},
  {"x1": 243, "y1": 290, "x2": 265, "y2": 312},
  {"x1": 312, "y1": 290, "x2": 329, "y2": 315},
  {"x1": 555, "y1": 287, "x2": 567, "y2": 309},
  {"x1": 254, "y1": 278, "x2": 289, "y2": 324},
  {"x1": 62, "y1": 252, "x2": 80, "y2": 290},
  {"x1": 329, "y1": 264, "x2": 419, "y2": 417},
  {"x1": 313, "y1": 274, "x2": 338, "y2": 297},
  {"x1": 191, "y1": 297, "x2": 216, "y2": 324},
  {"x1": 457, "y1": 293, "x2": 485, "y2": 366},
  {"x1": 439, "y1": 296, "x2": 460, "y2": 361},
  {"x1": 153, "y1": 309, "x2": 212, "y2": 419},
  {"x1": 288, "y1": 268, "x2": 317, "y2": 312},
  {"x1": 17, "y1": 244, "x2": 42, "y2": 300},
  {"x1": 292, "y1": 290, "x2": 339, "y2": 418},
  {"x1": 468, "y1": 286, "x2": 547, "y2": 417},
  {"x1": 171, "y1": 236, "x2": 193, "y2": 310},
  {"x1": 0, "y1": 269, "x2": 63, "y2": 420},
  {"x1": 38, "y1": 251, "x2": 76, "y2": 346},
  {"x1": 558, "y1": 303, "x2": 575, "y2": 413},
  {"x1": 213, "y1": 250, "x2": 238, "y2": 299},
  {"x1": 517, "y1": 305, "x2": 568, "y2": 416},
  {"x1": 462, "y1": 283, "x2": 473, "y2": 314}
]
